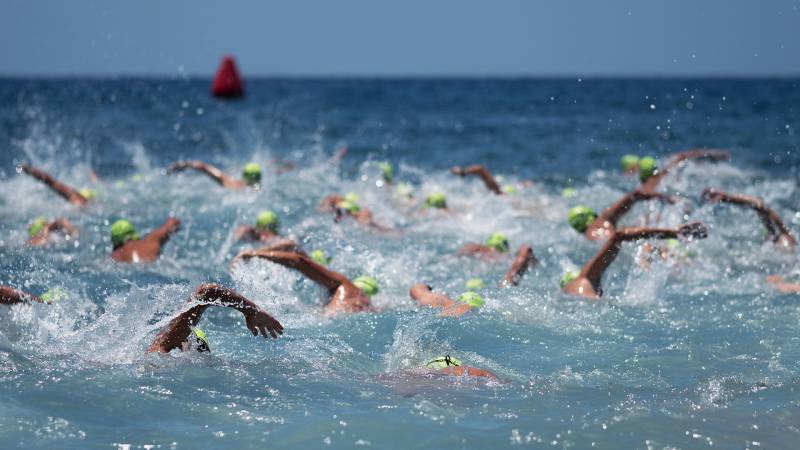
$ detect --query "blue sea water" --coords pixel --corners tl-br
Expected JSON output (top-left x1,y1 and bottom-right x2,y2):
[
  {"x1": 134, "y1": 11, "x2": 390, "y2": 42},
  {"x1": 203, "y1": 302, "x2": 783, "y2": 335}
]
[{"x1": 1, "y1": 77, "x2": 800, "y2": 449}]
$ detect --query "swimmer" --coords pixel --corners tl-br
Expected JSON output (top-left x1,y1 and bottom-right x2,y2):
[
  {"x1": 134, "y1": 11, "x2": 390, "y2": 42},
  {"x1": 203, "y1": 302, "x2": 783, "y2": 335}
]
[
  {"x1": 319, "y1": 193, "x2": 393, "y2": 231},
  {"x1": 0, "y1": 286, "x2": 44, "y2": 305},
  {"x1": 701, "y1": 188, "x2": 796, "y2": 248},
  {"x1": 639, "y1": 149, "x2": 730, "y2": 193},
  {"x1": 147, "y1": 283, "x2": 283, "y2": 353},
  {"x1": 419, "y1": 355, "x2": 497, "y2": 379},
  {"x1": 409, "y1": 284, "x2": 482, "y2": 317},
  {"x1": 17, "y1": 164, "x2": 94, "y2": 206},
  {"x1": 166, "y1": 160, "x2": 262, "y2": 189},
  {"x1": 26, "y1": 217, "x2": 78, "y2": 246},
  {"x1": 620, "y1": 154, "x2": 640, "y2": 174},
  {"x1": 568, "y1": 189, "x2": 678, "y2": 240},
  {"x1": 231, "y1": 250, "x2": 375, "y2": 315},
  {"x1": 234, "y1": 210, "x2": 283, "y2": 243},
  {"x1": 561, "y1": 222, "x2": 708, "y2": 299},
  {"x1": 110, "y1": 217, "x2": 181, "y2": 263}
]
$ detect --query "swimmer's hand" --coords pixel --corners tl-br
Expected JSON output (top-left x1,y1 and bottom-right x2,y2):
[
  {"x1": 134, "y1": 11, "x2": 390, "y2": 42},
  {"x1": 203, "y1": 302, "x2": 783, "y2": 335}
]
[
  {"x1": 700, "y1": 187, "x2": 726, "y2": 203},
  {"x1": 165, "y1": 160, "x2": 200, "y2": 174},
  {"x1": 245, "y1": 309, "x2": 284, "y2": 339},
  {"x1": 677, "y1": 222, "x2": 708, "y2": 239}
]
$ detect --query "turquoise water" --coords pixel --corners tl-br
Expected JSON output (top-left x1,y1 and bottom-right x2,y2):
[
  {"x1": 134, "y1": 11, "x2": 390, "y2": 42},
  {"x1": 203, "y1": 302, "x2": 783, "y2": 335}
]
[{"x1": 1, "y1": 78, "x2": 799, "y2": 448}]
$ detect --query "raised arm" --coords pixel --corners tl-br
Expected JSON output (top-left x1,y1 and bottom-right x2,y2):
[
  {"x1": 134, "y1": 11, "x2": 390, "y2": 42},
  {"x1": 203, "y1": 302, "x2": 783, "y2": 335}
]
[
  {"x1": 702, "y1": 188, "x2": 796, "y2": 245},
  {"x1": 166, "y1": 160, "x2": 243, "y2": 188},
  {"x1": 0, "y1": 286, "x2": 43, "y2": 305},
  {"x1": 234, "y1": 250, "x2": 346, "y2": 292},
  {"x1": 668, "y1": 149, "x2": 729, "y2": 168},
  {"x1": 597, "y1": 189, "x2": 675, "y2": 226},
  {"x1": 501, "y1": 245, "x2": 537, "y2": 287},
  {"x1": 142, "y1": 217, "x2": 181, "y2": 247},
  {"x1": 451, "y1": 165, "x2": 502, "y2": 195},
  {"x1": 18, "y1": 165, "x2": 88, "y2": 206},
  {"x1": 147, "y1": 283, "x2": 283, "y2": 353}
]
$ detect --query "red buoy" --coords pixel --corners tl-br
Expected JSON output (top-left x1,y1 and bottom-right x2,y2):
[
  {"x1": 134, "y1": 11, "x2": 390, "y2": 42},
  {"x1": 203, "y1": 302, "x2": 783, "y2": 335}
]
[{"x1": 211, "y1": 55, "x2": 244, "y2": 99}]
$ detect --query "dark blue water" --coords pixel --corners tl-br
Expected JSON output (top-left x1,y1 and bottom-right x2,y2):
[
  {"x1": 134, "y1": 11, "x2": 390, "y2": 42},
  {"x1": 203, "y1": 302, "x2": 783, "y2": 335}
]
[{"x1": 1, "y1": 78, "x2": 799, "y2": 449}]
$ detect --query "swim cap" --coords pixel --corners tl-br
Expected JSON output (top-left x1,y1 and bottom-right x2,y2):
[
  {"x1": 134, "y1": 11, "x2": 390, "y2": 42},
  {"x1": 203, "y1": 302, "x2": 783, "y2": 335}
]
[
  {"x1": 395, "y1": 183, "x2": 414, "y2": 199},
  {"x1": 110, "y1": 219, "x2": 139, "y2": 248},
  {"x1": 638, "y1": 156, "x2": 657, "y2": 182},
  {"x1": 310, "y1": 249, "x2": 331, "y2": 266},
  {"x1": 561, "y1": 187, "x2": 577, "y2": 198},
  {"x1": 621, "y1": 154, "x2": 640, "y2": 172},
  {"x1": 353, "y1": 275, "x2": 379, "y2": 297},
  {"x1": 28, "y1": 217, "x2": 47, "y2": 238},
  {"x1": 379, "y1": 162, "x2": 393, "y2": 183},
  {"x1": 502, "y1": 184, "x2": 518, "y2": 195},
  {"x1": 568, "y1": 205, "x2": 597, "y2": 233},
  {"x1": 465, "y1": 278, "x2": 485, "y2": 291},
  {"x1": 255, "y1": 210, "x2": 279, "y2": 232},
  {"x1": 344, "y1": 192, "x2": 360, "y2": 203},
  {"x1": 337, "y1": 199, "x2": 361, "y2": 213},
  {"x1": 425, "y1": 355, "x2": 462, "y2": 369},
  {"x1": 191, "y1": 327, "x2": 210, "y2": 353},
  {"x1": 78, "y1": 187, "x2": 97, "y2": 200},
  {"x1": 40, "y1": 287, "x2": 66, "y2": 304},
  {"x1": 242, "y1": 163, "x2": 262, "y2": 186},
  {"x1": 425, "y1": 192, "x2": 447, "y2": 209},
  {"x1": 457, "y1": 292, "x2": 485, "y2": 308},
  {"x1": 560, "y1": 270, "x2": 579, "y2": 288},
  {"x1": 486, "y1": 233, "x2": 509, "y2": 252}
]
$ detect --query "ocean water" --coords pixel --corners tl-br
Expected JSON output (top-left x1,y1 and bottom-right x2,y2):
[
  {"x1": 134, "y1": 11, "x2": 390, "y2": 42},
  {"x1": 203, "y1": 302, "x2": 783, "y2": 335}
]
[{"x1": 1, "y1": 78, "x2": 799, "y2": 449}]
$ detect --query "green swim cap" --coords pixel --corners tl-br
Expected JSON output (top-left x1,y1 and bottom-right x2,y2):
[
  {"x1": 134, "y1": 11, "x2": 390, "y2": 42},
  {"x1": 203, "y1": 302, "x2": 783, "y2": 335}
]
[
  {"x1": 638, "y1": 156, "x2": 657, "y2": 182},
  {"x1": 560, "y1": 270, "x2": 579, "y2": 288},
  {"x1": 28, "y1": 217, "x2": 47, "y2": 238},
  {"x1": 457, "y1": 292, "x2": 485, "y2": 308},
  {"x1": 486, "y1": 233, "x2": 509, "y2": 252},
  {"x1": 568, "y1": 205, "x2": 597, "y2": 233},
  {"x1": 255, "y1": 210, "x2": 279, "y2": 232},
  {"x1": 191, "y1": 327, "x2": 210, "y2": 353},
  {"x1": 338, "y1": 199, "x2": 361, "y2": 213},
  {"x1": 425, "y1": 355, "x2": 462, "y2": 369},
  {"x1": 344, "y1": 192, "x2": 360, "y2": 203},
  {"x1": 310, "y1": 249, "x2": 331, "y2": 266},
  {"x1": 502, "y1": 184, "x2": 518, "y2": 195},
  {"x1": 353, "y1": 275, "x2": 379, "y2": 297},
  {"x1": 425, "y1": 192, "x2": 447, "y2": 209},
  {"x1": 561, "y1": 187, "x2": 577, "y2": 198},
  {"x1": 395, "y1": 183, "x2": 414, "y2": 199},
  {"x1": 110, "y1": 219, "x2": 139, "y2": 248},
  {"x1": 78, "y1": 187, "x2": 97, "y2": 200},
  {"x1": 379, "y1": 162, "x2": 393, "y2": 183},
  {"x1": 242, "y1": 162, "x2": 262, "y2": 186},
  {"x1": 621, "y1": 154, "x2": 640, "y2": 172},
  {"x1": 465, "y1": 278, "x2": 485, "y2": 291},
  {"x1": 40, "y1": 287, "x2": 66, "y2": 304}
]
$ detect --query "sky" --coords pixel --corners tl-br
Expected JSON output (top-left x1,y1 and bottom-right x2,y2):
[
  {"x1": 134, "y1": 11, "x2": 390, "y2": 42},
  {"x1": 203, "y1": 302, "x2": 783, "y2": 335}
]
[{"x1": 2, "y1": 0, "x2": 799, "y2": 77}]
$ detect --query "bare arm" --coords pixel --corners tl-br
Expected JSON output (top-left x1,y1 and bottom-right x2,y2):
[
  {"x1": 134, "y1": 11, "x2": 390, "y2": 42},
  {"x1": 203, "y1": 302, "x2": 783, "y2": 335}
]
[
  {"x1": 18, "y1": 165, "x2": 88, "y2": 205},
  {"x1": 667, "y1": 149, "x2": 729, "y2": 168},
  {"x1": 451, "y1": 165, "x2": 502, "y2": 195},
  {"x1": 47, "y1": 218, "x2": 79, "y2": 237},
  {"x1": 409, "y1": 284, "x2": 471, "y2": 317},
  {"x1": 147, "y1": 283, "x2": 283, "y2": 353},
  {"x1": 0, "y1": 286, "x2": 43, "y2": 305},
  {"x1": 142, "y1": 218, "x2": 181, "y2": 247},
  {"x1": 702, "y1": 188, "x2": 796, "y2": 244},
  {"x1": 166, "y1": 160, "x2": 242, "y2": 188},
  {"x1": 598, "y1": 189, "x2": 675, "y2": 226},
  {"x1": 502, "y1": 245, "x2": 537, "y2": 287},
  {"x1": 235, "y1": 250, "x2": 346, "y2": 292}
]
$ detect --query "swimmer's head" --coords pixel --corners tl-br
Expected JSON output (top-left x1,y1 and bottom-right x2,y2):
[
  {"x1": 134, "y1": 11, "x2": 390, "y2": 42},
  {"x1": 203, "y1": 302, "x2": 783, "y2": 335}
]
[
  {"x1": 425, "y1": 355, "x2": 462, "y2": 369},
  {"x1": 110, "y1": 219, "x2": 139, "y2": 248},
  {"x1": 638, "y1": 156, "x2": 657, "y2": 182},
  {"x1": 502, "y1": 184, "x2": 518, "y2": 195},
  {"x1": 255, "y1": 210, "x2": 279, "y2": 233},
  {"x1": 465, "y1": 278, "x2": 485, "y2": 291},
  {"x1": 40, "y1": 287, "x2": 66, "y2": 304},
  {"x1": 621, "y1": 154, "x2": 640, "y2": 172},
  {"x1": 310, "y1": 249, "x2": 331, "y2": 266},
  {"x1": 457, "y1": 291, "x2": 485, "y2": 308},
  {"x1": 28, "y1": 217, "x2": 47, "y2": 238},
  {"x1": 561, "y1": 187, "x2": 577, "y2": 198},
  {"x1": 568, "y1": 205, "x2": 597, "y2": 233},
  {"x1": 378, "y1": 162, "x2": 393, "y2": 183},
  {"x1": 78, "y1": 187, "x2": 97, "y2": 200},
  {"x1": 395, "y1": 183, "x2": 414, "y2": 199},
  {"x1": 353, "y1": 275, "x2": 379, "y2": 297},
  {"x1": 486, "y1": 233, "x2": 509, "y2": 252},
  {"x1": 560, "y1": 270, "x2": 579, "y2": 288},
  {"x1": 425, "y1": 192, "x2": 447, "y2": 209},
  {"x1": 242, "y1": 162, "x2": 262, "y2": 186},
  {"x1": 191, "y1": 327, "x2": 210, "y2": 353},
  {"x1": 337, "y1": 199, "x2": 361, "y2": 213}
]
